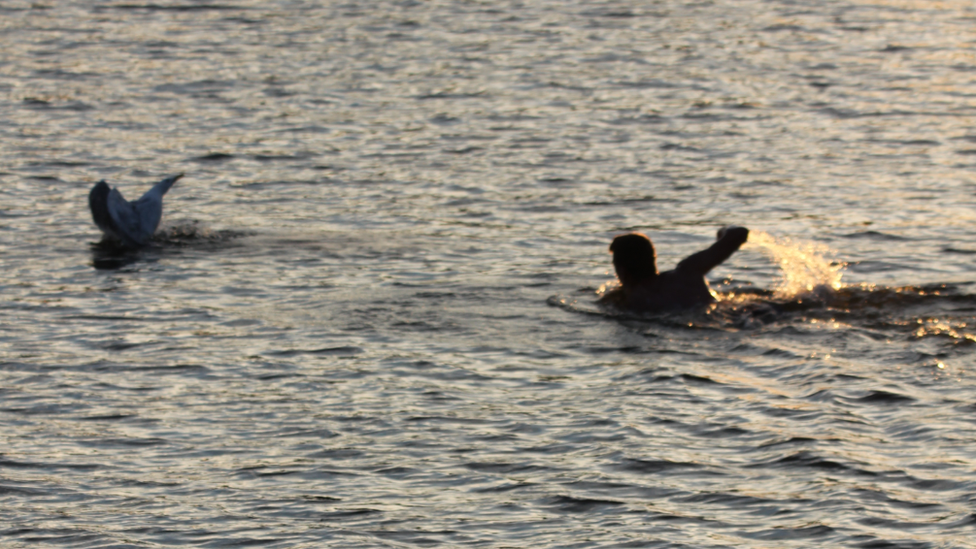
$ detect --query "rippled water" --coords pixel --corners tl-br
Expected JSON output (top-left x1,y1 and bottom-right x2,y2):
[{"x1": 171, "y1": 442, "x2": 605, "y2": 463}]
[{"x1": 3, "y1": 1, "x2": 976, "y2": 547}]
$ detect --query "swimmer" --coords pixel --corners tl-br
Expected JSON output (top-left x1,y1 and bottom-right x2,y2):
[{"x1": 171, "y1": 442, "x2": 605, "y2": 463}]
[
  {"x1": 599, "y1": 226, "x2": 749, "y2": 312},
  {"x1": 89, "y1": 174, "x2": 183, "y2": 248}
]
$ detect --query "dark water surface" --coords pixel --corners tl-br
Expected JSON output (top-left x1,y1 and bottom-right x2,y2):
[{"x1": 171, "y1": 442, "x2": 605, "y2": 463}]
[{"x1": 3, "y1": 1, "x2": 976, "y2": 547}]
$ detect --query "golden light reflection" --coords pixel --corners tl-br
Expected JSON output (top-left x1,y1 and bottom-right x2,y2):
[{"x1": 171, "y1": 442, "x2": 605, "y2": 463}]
[
  {"x1": 747, "y1": 231, "x2": 845, "y2": 299},
  {"x1": 911, "y1": 317, "x2": 976, "y2": 344},
  {"x1": 595, "y1": 281, "x2": 618, "y2": 297}
]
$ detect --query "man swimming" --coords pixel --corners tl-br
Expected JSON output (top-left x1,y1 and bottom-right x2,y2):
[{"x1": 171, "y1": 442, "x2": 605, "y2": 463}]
[{"x1": 599, "y1": 226, "x2": 749, "y2": 312}]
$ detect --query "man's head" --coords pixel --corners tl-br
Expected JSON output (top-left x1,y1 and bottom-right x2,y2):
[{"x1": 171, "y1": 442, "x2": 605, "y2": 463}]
[{"x1": 609, "y1": 233, "x2": 659, "y2": 287}]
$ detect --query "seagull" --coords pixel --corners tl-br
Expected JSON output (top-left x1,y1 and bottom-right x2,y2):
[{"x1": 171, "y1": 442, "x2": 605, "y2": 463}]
[{"x1": 89, "y1": 174, "x2": 183, "y2": 248}]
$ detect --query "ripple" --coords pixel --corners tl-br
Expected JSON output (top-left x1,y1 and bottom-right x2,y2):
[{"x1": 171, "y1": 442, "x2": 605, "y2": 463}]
[{"x1": 3, "y1": 1, "x2": 976, "y2": 547}]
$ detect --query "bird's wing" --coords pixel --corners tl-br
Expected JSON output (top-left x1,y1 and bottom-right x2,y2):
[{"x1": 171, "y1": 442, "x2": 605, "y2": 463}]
[
  {"x1": 88, "y1": 181, "x2": 117, "y2": 237},
  {"x1": 144, "y1": 173, "x2": 183, "y2": 199},
  {"x1": 107, "y1": 187, "x2": 151, "y2": 247},
  {"x1": 130, "y1": 193, "x2": 164, "y2": 241},
  {"x1": 129, "y1": 175, "x2": 181, "y2": 238}
]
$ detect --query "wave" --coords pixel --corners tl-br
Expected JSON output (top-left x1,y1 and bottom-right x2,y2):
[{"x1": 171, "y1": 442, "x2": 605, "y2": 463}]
[
  {"x1": 90, "y1": 221, "x2": 250, "y2": 270},
  {"x1": 711, "y1": 282, "x2": 976, "y2": 340},
  {"x1": 151, "y1": 221, "x2": 252, "y2": 247}
]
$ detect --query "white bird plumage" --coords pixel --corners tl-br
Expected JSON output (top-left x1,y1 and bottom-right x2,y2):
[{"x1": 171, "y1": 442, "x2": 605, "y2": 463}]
[{"x1": 89, "y1": 174, "x2": 183, "y2": 248}]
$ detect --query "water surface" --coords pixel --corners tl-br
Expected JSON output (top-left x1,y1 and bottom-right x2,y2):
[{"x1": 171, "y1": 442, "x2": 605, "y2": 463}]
[{"x1": 2, "y1": 1, "x2": 976, "y2": 547}]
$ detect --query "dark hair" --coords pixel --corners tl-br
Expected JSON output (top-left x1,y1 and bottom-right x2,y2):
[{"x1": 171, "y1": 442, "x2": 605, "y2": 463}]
[{"x1": 609, "y1": 233, "x2": 658, "y2": 284}]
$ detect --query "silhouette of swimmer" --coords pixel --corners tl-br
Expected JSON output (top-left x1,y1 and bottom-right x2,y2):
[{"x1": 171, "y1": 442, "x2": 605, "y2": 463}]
[
  {"x1": 600, "y1": 226, "x2": 749, "y2": 312},
  {"x1": 89, "y1": 174, "x2": 183, "y2": 248}
]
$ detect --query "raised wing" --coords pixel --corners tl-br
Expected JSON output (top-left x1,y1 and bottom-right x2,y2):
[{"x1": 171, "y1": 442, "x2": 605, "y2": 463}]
[
  {"x1": 130, "y1": 192, "x2": 164, "y2": 241},
  {"x1": 89, "y1": 181, "x2": 117, "y2": 238},
  {"x1": 106, "y1": 187, "x2": 152, "y2": 247},
  {"x1": 102, "y1": 174, "x2": 182, "y2": 247}
]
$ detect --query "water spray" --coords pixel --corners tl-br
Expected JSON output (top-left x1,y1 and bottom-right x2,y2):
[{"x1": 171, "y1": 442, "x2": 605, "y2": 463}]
[{"x1": 747, "y1": 231, "x2": 845, "y2": 299}]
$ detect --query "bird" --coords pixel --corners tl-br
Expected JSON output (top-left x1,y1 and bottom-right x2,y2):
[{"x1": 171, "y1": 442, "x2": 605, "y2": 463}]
[{"x1": 88, "y1": 174, "x2": 183, "y2": 248}]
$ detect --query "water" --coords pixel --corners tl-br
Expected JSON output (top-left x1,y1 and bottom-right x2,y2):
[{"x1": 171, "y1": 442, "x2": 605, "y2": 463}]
[{"x1": 2, "y1": 1, "x2": 976, "y2": 547}]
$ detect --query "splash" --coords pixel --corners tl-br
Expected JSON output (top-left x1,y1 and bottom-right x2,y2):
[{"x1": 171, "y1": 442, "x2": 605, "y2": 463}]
[
  {"x1": 747, "y1": 231, "x2": 845, "y2": 299},
  {"x1": 152, "y1": 221, "x2": 251, "y2": 247}
]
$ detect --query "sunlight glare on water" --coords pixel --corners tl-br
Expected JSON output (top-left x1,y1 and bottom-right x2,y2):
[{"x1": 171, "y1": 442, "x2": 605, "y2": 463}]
[{"x1": 747, "y1": 231, "x2": 846, "y2": 299}]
